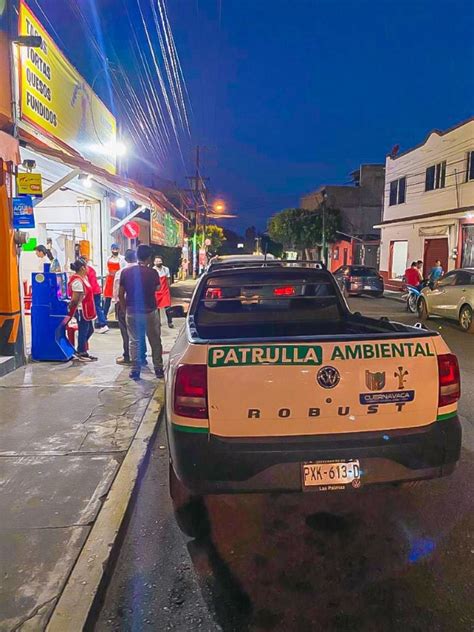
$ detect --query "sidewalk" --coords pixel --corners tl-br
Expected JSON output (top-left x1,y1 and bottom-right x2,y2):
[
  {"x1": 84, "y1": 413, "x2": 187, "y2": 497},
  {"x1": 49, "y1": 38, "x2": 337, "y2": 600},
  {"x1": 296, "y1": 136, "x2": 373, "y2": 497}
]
[{"x1": 0, "y1": 307, "x2": 183, "y2": 631}]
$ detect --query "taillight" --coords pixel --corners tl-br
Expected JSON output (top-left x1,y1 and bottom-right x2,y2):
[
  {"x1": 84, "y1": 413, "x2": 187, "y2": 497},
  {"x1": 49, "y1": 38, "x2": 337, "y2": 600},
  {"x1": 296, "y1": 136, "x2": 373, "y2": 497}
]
[
  {"x1": 438, "y1": 353, "x2": 460, "y2": 408},
  {"x1": 206, "y1": 288, "x2": 222, "y2": 300},
  {"x1": 174, "y1": 364, "x2": 208, "y2": 419},
  {"x1": 273, "y1": 286, "x2": 296, "y2": 296}
]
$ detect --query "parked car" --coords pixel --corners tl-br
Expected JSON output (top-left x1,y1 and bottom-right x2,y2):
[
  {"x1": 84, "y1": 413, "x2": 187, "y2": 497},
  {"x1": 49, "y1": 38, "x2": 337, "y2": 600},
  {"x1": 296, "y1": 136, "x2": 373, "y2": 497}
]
[
  {"x1": 418, "y1": 268, "x2": 474, "y2": 333},
  {"x1": 166, "y1": 262, "x2": 461, "y2": 537},
  {"x1": 333, "y1": 265, "x2": 384, "y2": 298}
]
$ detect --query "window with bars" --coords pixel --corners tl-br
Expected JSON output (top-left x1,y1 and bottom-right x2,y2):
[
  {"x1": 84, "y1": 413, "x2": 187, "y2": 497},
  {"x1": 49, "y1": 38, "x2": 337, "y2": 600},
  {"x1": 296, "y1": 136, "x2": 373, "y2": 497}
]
[
  {"x1": 466, "y1": 151, "x2": 474, "y2": 182},
  {"x1": 425, "y1": 161, "x2": 446, "y2": 191}
]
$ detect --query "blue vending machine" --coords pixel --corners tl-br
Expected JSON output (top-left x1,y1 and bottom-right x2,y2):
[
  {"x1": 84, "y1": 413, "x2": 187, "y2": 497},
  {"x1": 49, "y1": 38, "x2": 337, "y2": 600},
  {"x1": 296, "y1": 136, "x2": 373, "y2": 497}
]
[{"x1": 31, "y1": 263, "x2": 76, "y2": 361}]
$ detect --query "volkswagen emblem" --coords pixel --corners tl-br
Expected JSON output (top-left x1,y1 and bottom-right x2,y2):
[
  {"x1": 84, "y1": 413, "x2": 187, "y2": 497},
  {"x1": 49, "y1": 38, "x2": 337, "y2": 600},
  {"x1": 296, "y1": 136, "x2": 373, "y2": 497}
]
[{"x1": 317, "y1": 366, "x2": 340, "y2": 389}]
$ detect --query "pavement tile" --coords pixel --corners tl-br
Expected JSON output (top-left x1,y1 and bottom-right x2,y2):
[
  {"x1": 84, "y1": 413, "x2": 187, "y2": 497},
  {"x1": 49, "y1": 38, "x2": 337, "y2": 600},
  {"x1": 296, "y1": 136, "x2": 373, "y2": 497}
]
[
  {"x1": 0, "y1": 526, "x2": 90, "y2": 632},
  {"x1": 0, "y1": 454, "x2": 120, "y2": 529}
]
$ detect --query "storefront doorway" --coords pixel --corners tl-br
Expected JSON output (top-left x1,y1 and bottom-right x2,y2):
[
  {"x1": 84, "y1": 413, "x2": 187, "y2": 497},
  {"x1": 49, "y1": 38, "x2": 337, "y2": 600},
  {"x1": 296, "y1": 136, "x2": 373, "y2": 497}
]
[
  {"x1": 423, "y1": 238, "x2": 449, "y2": 277},
  {"x1": 462, "y1": 225, "x2": 474, "y2": 268}
]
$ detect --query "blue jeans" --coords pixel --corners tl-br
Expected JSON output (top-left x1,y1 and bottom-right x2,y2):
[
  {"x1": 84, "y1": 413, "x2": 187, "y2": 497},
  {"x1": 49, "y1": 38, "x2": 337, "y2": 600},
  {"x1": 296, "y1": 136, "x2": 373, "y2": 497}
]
[
  {"x1": 94, "y1": 294, "x2": 107, "y2": 327},
  {"x1": 77, "y1": 312, "x2": 94, "y2": 354}
]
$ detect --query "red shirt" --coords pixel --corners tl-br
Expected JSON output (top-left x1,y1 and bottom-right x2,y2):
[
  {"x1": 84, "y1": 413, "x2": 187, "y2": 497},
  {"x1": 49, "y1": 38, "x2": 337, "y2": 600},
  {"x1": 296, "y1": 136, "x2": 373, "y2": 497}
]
[
  {"x1": 87, "y1": 266, "x2": 102, "y2": 295},
  {"x1": 405, "y1": 267, "x2": 420, "y2": 286}
]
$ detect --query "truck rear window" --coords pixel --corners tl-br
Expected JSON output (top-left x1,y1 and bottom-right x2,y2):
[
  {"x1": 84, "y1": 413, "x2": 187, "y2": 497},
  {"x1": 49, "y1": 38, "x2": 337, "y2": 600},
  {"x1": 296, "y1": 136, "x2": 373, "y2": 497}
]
[{"x1": 193, "y1": 271, "x2": 345, "y2": 338}]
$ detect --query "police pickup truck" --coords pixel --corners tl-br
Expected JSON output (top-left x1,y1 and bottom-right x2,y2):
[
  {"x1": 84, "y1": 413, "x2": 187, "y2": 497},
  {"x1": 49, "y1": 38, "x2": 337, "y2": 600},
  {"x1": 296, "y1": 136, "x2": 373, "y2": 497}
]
[{"x1": 166, "y1": 263, "x2": 462, "y2": 536}]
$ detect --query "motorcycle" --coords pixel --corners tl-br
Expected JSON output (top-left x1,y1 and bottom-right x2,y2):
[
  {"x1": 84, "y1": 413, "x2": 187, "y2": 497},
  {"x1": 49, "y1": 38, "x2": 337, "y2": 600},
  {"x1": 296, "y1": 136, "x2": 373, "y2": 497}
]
[
  {"x1": 404, "y1": 285, "x2": 422, "y2": 313},
  {"x1": 402, "y1": 280, "x2": 430, "y2": 313}
]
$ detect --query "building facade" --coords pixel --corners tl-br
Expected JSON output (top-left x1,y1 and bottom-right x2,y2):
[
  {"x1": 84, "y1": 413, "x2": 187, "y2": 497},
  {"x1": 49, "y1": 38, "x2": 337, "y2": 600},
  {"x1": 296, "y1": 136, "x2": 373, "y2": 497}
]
[
  {"x1": 378, "y1": 118, "x2": 474, "y2": 290},
  {"x1": 301, "y1": 164, "x2": 384, "y2": 271},
  {"x1": 0, "y1": 0, "x2": 186, "y2": 367}
]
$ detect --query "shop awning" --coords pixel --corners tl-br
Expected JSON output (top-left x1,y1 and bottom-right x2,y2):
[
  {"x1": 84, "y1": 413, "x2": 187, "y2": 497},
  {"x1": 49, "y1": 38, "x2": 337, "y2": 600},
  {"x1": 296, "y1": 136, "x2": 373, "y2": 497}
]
[
  {"x1": 0, "y1": 131, "x2": 20, "y2": 165},
  {"x1": 20, "y1": 138, "x2": 188, "y2": 223},
  {"x1": 110, "y1": 206, "x2": 147, "y2": 234}
]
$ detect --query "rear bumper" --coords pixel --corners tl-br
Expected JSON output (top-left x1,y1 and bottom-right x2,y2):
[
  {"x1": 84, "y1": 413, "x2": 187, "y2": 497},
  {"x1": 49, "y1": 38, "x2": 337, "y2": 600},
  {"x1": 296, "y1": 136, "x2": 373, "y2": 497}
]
[{"x1": 168, "y1": 416, "x2": 462, "y2": 494}]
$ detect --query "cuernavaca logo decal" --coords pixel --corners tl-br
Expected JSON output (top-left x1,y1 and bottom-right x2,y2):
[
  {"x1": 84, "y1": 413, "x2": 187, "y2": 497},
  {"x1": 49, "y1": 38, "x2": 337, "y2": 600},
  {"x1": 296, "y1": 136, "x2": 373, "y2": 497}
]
[
  {"x1": 359, "y1": 390, "x2": 415, "y2": 405},
  {"x1": 365, "y1": 370, "x2": 386, "y2": 391},
  {"x1": 317, "y1": 366, "x2": 340, "y2": 389},
  {"x1": 394, "y1": 366, "x2": 409, "y2": 389}
]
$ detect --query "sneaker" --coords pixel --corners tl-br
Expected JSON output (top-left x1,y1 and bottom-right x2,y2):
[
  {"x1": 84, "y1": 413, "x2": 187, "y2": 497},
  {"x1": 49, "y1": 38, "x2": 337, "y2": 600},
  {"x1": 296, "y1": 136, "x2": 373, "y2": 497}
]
[
  {"x1": 129, "y1": 369, "x2": 141, "y2": 381},
  {"x1": 97, "y1": 326, "x2": 109, "y2": 334},
  {"x1": 155, "y1": 367, "x2": 165, "y2": 379},
  {"x1": 116, "y1": 356, "x2": 132, "y2": 365},
  {"x1": 168, "y1": 323, "x2": 175, "y2": 329}
]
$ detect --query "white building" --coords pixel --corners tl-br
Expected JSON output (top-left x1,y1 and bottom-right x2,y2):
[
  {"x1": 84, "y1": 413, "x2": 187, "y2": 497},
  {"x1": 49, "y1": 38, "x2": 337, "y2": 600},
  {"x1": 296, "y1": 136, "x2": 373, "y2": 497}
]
[{"x1": 377, "y1": 118, "x2": 474, "y2": 290}]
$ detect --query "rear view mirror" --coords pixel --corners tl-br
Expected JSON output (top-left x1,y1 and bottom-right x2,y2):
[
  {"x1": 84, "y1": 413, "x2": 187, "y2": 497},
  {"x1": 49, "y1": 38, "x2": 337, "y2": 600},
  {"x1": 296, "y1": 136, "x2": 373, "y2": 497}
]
[{"x1": 169, "y1": 304, "x2": 188, "y2": 319}]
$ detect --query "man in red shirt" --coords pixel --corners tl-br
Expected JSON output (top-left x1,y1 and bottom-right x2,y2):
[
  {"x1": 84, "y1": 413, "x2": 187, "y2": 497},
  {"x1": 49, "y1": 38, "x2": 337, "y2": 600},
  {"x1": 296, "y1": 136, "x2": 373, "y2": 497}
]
[{"x1": 404, "y1": 261, "x2": 421, "y2": 288}]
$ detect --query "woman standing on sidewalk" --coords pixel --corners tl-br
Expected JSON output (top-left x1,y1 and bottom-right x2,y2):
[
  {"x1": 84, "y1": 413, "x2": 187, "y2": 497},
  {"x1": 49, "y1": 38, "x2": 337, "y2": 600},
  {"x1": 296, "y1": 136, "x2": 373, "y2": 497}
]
[
  {"x1": 68, "y1": 258, "x2": 98, "y2": 362},
  {"x1": 86, "y1": 260, "x2": 109, "y2": 334}
]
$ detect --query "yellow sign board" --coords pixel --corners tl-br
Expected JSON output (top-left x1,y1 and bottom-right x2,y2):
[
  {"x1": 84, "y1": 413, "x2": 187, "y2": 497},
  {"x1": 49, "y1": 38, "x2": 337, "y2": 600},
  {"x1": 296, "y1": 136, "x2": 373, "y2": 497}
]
[
  {"x1": 17, "y1": 0, "x2": 117, "y2": 174},
  {"x1": 17, "y1": 172, "x2": 43, "y2": 196}
]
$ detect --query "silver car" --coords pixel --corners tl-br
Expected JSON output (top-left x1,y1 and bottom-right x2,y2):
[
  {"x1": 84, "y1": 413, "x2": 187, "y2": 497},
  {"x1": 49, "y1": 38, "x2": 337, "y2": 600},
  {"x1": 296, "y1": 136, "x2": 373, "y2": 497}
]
[{"x1": 418, "y1": 268, "x2": 474, "y2": 333}]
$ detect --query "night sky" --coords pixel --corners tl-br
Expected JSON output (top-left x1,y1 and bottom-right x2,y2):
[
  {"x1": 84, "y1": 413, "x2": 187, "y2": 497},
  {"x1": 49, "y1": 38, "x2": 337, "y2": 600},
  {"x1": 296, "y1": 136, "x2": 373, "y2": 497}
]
[{"x1": 30, "y1": 0, "x2": 474, "y2": 231}]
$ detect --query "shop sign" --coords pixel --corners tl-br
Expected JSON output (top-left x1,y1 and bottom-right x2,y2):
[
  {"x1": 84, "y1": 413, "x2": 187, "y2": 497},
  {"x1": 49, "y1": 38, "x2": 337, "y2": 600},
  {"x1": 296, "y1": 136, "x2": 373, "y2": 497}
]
[
  {"x1": 17, "y1": 0, "x2": 117, "y2": 174},
  {"x1": 151, "y1": 208, "x2": 184, "y2": 247},
  {"x1": 123, "y1": 221, "x2": 140, "y2": 239},
  {"x1": 17, "y1": 171, "x2": 42, "y2": 196},
  {"x1": 13, "y1": 195, "x2": 35, "y2": 228}
]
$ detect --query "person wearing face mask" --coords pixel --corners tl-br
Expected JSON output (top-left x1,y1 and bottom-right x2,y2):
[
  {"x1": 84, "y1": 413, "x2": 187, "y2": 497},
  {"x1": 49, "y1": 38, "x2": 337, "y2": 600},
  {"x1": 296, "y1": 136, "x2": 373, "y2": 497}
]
[
  {"x1": 153, "y1": 256, "x2": 174, "y2": 328},
  {"x1": 103, "y1": 243, "x2": 124, "y2": 319}
]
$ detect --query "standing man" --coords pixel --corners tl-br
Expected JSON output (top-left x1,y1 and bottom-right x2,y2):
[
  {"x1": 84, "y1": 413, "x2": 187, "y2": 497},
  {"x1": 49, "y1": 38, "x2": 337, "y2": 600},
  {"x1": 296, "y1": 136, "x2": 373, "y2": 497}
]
[
  {"x1": 119, "y1": 245, "x2": 164, "y2": 380},
  {"x1": 153, "y1": 256, "x2": 174, "y2": 328},
  {"x1": 429, "y1": 260, "x2": 444, "y2": 286},
  {"x1": 103, "y1": 243, "x2": 124, "y2": 320},
  {"x1": 113, "y1": 249, "x2": 137, "y2": 365}
]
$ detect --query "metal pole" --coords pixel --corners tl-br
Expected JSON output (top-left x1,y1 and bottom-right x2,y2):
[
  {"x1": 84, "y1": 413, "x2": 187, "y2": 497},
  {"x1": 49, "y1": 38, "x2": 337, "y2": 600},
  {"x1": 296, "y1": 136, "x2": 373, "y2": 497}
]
[
  {"x1": 193, "y1": 146, "x2": 200, "y2": 279},
  {"x1": 321, "y1": 198, "x2": 326, "y2": 265}
]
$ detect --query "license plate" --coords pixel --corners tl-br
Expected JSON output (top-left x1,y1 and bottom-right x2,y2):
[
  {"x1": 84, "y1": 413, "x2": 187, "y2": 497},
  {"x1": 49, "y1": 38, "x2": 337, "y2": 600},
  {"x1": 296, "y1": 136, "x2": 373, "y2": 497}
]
[
  {"x1": 302, "y1": 460, "x2": 361, "y2": 490},
  {"x1": 364, "y1": 285, "x2": 372, "y2": 290}
]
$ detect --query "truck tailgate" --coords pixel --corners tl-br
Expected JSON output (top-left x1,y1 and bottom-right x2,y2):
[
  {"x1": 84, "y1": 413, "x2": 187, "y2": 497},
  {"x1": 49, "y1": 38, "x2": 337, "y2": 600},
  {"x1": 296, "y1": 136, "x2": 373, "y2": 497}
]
[{"x1": 207, "y1": 338, "x2": 439, "y2": 437}]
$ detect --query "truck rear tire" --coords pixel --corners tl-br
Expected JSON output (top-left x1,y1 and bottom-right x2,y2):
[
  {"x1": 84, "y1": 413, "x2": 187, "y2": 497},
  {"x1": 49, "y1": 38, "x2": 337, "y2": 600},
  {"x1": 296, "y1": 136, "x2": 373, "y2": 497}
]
[{"x1": 169, "y1": 463, "x2": 209, "y2": 538}]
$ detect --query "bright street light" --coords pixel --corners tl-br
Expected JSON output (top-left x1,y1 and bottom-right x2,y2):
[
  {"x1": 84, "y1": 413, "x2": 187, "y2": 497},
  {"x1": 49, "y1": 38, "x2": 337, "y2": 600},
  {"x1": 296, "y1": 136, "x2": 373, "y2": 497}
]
[
  {"x1": 213, "y1": 200, "x2": 226, "y2": 213},
  {"x1": 116, "y1": 197, "x2": 127, "y2": 209},
  {"x1": 115, "y1": 141, "x2": 127, "y2": 157}
]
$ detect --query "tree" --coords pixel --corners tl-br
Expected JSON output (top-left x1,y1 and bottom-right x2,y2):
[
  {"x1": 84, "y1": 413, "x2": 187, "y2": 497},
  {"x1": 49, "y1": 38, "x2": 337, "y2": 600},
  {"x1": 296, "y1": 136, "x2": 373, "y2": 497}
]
[
  {"x1": 267, "y1": 207, "x2": 340, "y2": 256},
  {"x1": 199, "y1": 224, "x2": 226, "y2": 254}
]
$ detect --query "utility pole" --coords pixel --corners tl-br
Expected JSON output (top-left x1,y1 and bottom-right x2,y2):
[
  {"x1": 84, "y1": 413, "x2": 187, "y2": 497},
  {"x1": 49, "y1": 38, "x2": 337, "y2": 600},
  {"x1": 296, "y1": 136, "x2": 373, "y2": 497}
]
[
  {"x1": 321, "y1": 191, "x2": 327, "y2": 266},
  {"x1": 185, "y1": 146, "x2": 209, "y2": 278}
]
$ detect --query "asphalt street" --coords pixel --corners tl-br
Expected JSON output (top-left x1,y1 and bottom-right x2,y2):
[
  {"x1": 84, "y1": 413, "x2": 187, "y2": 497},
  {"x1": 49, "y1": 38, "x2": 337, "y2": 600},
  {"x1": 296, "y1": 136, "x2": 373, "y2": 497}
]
[{"x1": 95, "y1": 296, "x2": 474, "y2": 632}]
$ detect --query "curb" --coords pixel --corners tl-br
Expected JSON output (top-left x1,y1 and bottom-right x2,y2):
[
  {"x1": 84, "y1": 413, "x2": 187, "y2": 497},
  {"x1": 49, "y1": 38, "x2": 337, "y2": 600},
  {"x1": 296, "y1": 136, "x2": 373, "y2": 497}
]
[{"x1": 46, "y1": 385, "x2": 165, "y2": 632}]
